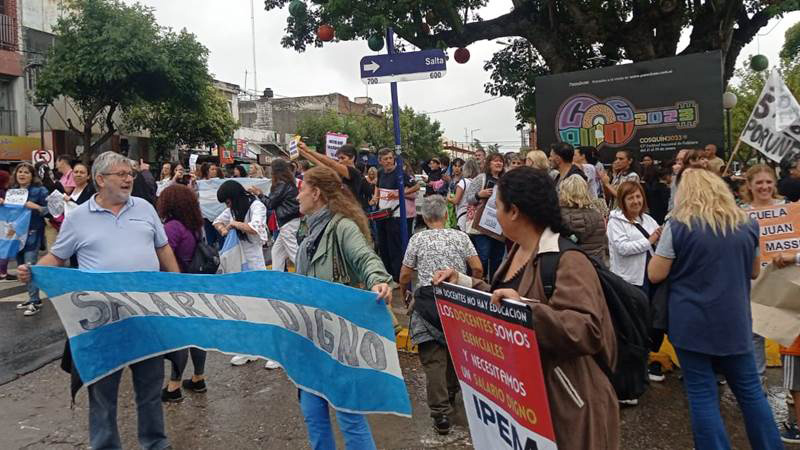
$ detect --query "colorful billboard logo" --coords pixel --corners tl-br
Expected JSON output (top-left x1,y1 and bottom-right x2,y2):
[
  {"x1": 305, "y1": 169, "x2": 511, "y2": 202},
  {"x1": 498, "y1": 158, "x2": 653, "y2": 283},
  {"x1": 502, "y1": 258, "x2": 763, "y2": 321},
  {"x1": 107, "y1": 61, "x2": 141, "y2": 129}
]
[{"x1": 556, "y1": 94, "x2": 699, "y2": 149}]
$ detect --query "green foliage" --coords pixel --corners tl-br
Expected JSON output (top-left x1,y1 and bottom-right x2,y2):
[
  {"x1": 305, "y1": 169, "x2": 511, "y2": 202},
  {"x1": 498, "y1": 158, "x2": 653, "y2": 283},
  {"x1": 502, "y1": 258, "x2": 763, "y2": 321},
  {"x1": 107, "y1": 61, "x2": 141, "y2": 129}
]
[
  {"x1": 36, "y1": 0, "x2": 212, "y2": 156},
  {"x1": 782, "y1": 22, "x2": 800, "y2": 62},
  {"x1": 265, "y1": 0, "x2": 800, "y2": 126},
  {"x1": 296, "y1": 107, "x2": 443, "y2": 164},
  {"x1": 124, "y1": 84, "x2": 238, "y2": 156}
]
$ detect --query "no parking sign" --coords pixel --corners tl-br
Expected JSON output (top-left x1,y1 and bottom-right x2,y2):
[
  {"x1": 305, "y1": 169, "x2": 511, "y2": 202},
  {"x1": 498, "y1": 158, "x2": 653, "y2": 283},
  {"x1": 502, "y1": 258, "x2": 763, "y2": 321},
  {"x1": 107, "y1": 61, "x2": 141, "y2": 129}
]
[{"x1": 32, "y1": 149, "x2": 54, "y2": 169}]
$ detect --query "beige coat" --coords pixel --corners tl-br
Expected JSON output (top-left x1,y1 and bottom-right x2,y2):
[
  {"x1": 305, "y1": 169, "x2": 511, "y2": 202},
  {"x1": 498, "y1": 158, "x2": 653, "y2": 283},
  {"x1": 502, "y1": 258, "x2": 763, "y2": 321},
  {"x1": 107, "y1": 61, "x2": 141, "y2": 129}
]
[{"x1": 456, "y1": 228, "x2": 619, "y2": 450}]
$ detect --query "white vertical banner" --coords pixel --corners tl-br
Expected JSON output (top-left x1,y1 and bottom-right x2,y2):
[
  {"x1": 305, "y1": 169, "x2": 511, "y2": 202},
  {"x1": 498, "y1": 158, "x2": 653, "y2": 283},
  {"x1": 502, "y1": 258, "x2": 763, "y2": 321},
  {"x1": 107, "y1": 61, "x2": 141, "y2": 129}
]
[{"x1": 740, "y1": 69, "x2": 800, "y2": 162}]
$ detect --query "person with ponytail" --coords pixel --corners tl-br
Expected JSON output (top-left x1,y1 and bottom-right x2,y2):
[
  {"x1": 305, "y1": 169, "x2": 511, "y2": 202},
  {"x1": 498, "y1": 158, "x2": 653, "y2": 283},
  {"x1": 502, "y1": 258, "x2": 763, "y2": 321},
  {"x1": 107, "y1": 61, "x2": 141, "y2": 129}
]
[{"x1": 294, "y1": 166, "x2": 392, "y2": 450}]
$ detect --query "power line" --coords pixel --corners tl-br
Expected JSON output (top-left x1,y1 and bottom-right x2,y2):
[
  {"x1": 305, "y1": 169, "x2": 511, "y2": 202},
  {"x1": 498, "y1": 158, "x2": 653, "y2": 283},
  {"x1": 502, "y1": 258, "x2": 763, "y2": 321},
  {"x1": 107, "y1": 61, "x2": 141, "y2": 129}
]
[{"x1": 421, "y1": 97, "x2": 503, "y2": 114}]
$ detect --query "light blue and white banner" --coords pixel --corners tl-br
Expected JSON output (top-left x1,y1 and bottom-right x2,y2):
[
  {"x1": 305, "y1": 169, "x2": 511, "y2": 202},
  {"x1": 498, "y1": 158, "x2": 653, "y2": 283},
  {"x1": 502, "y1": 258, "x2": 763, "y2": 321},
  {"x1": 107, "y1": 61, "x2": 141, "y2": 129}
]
[
  {"x1": 0, "y1": 205, "x2": 31, "y2": 259},
  {"x1": 217, "y1": 231, "x2": 249, "y2": 273},
  {"x1": 198, "y1": 178, "x2": 271, "y2": 221},
  {"x1": 32, "y1": 267, "x2": 411, "y2": 416}
]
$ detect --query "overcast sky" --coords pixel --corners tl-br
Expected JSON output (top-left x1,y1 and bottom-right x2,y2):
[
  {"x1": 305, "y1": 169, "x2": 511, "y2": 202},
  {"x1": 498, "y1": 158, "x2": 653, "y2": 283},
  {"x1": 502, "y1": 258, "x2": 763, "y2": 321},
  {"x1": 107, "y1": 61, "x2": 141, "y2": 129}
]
[{"x1": 125, "y1": 1, "x2": 799, "y2": 152}]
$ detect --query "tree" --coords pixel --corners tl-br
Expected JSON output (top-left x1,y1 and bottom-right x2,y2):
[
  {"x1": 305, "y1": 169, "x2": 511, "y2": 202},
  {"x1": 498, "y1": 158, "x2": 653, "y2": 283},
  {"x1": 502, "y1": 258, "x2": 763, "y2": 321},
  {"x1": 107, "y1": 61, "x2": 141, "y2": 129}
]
[
  {"x1": 265, "y1": 0, "x2": 800, "y2": 125},
  {"x1": 296, "y1": 107, "x2": 443, "y2": 165},
  {"x1": 36, "y1": 0, "x2": 212, "y2": 158},
  {"x1": 124, "y1": 84, "x2": 238, "y2": 155},
  {"x1": 782, "y1": 22, "x2": 800, "y2": 62}
]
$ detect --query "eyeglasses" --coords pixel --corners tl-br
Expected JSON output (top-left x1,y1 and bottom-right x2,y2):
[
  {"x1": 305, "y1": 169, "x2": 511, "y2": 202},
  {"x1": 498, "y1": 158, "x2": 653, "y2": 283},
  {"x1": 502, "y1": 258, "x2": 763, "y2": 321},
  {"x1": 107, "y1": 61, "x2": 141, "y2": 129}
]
[{"x1": 102, "y1": 171, "x2": 137, "y2": 179}]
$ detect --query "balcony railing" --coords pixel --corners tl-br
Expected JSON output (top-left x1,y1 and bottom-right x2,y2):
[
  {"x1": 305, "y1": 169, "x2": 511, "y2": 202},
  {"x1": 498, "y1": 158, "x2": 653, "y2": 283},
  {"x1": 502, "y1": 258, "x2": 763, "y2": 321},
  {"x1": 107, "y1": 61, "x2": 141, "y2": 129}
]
[
  {"x1": 0, "y1": 109, "x2": 17, "y2": 135},
  {"x1": 0, "y1": 14, "x2": 16, "y2": 51}
]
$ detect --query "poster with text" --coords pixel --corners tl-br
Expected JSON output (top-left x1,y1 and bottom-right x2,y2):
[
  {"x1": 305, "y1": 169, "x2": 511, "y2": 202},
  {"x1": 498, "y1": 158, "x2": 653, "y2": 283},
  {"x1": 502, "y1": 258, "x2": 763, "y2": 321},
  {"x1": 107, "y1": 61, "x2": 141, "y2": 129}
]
[
  {"x1": 747, "y1": 202, "x2": 800, "y2": 267},
  {"x1": 435, "y1": 283, "x2": 556, "y2": 450},
  {"x1": 536, "y1": 51, "x2": 723, "y2": 163},
  {"x1": 325, "y1": 132, "x2": 349, "y2": 159}
]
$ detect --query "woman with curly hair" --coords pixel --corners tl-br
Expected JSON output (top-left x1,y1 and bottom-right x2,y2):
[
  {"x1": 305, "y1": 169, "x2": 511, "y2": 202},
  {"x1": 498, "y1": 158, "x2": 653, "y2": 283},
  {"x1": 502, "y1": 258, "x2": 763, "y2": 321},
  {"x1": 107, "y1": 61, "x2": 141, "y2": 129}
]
[
  {"x1": 156, "y1": 184, "x2": 208, "y2": 402},
  {"x1": 295, "y1": 166, "x2": 392, "y2": 449},
  {"x1": 434, "y1": 166, "x2": 619, "y2": 449}
]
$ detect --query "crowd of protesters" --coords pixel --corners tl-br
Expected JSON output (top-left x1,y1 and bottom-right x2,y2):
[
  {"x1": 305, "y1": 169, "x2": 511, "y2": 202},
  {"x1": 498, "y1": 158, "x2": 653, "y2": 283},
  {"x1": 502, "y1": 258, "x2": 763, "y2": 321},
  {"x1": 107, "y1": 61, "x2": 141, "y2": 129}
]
[{"x1": 7, "y1": 137, "x2": 800, "y2": 450}]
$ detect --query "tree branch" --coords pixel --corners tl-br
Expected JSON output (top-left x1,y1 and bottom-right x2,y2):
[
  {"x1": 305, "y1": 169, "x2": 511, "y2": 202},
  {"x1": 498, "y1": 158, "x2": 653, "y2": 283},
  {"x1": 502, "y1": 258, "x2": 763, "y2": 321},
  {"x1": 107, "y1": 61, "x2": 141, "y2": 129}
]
[
  {"x1": 89, "y1": 104, "x2": 118, "y2": 153},
  {"x1": 398, "y1": 6, "x2": 531, "y2": 49}
]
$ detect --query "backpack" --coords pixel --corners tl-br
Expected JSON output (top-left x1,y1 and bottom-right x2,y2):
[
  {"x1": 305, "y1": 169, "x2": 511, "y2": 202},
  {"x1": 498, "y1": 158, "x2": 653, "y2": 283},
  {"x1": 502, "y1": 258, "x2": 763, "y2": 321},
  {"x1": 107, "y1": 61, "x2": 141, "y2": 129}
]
[
  {"x1": 537, "y1": 237, "x2": 651, "y2": 400},
  {"x1": 186, "y1": 233, "x2": 221, "y2": 274}
]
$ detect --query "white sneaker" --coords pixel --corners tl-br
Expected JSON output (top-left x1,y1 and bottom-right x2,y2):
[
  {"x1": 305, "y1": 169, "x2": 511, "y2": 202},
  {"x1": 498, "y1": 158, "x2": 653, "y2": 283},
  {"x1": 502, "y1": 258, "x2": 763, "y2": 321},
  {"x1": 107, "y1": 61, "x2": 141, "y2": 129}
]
[
  {"x1": 264, "y1": 359, "x2": 280, "y2": 370},
  {"x1": 619, "y1": 399, "x2": 639, "y2": 406},
  {"x1": 23, "y1": 304, "x2": 41, "y2": 316},
  {"x1": 230, "y1": 355, "x2": 257, "y2": 366}
]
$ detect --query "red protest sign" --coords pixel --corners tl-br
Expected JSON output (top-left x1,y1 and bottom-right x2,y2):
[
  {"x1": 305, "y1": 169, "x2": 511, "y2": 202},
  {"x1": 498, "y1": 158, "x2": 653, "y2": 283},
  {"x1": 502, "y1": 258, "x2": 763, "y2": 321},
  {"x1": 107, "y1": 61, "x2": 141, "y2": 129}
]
[{"x1": 434, "y1": 283, "x2": 556, "y2": 450}]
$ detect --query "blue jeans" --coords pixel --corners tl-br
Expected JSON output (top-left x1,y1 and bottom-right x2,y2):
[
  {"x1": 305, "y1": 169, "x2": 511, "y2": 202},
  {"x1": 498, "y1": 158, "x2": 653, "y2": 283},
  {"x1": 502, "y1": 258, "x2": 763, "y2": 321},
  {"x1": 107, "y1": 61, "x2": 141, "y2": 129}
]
[
  {"x1": 753, "y1": 334, "x2": 766, "y2": 377},
  {"x1": 471, "y1": 234, "x2": 504, "y2": 280},
  {"x1": 675, "y1": 347, "x2": 782, "y2": 450},
  {"x1": 299, "y1": 390, "x2": 376, "y2": 450},
  {"x1": 88, "y1": 356, "x2": 169, "y2": 450},
  {"x1": 17, "y1": 230, "x2": 41, "y2": 304}
]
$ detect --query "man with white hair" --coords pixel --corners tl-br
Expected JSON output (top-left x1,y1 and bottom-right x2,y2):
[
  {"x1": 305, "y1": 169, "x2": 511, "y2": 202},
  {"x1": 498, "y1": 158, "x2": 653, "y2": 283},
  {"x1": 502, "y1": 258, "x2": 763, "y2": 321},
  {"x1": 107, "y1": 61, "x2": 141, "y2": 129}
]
[
  {"x1": 399, "y1": 195, "x2": 482, "y2": 435},
  {"x1": 19, "y1": 151, "x2": 180, "y2": 450}
]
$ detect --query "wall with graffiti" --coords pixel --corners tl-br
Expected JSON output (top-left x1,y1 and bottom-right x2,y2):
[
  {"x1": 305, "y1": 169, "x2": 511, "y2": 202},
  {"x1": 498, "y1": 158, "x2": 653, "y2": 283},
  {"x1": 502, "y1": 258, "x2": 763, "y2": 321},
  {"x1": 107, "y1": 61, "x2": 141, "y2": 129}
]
[{"x1": 536, "y1": 52, "x2": 722, "y2": 163}]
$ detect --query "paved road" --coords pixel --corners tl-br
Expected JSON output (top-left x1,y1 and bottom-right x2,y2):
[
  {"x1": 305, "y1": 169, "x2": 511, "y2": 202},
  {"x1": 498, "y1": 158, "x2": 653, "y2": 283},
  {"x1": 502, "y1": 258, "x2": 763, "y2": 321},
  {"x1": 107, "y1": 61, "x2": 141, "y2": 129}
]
[{"x1": 0, "y1": 277, "x2": 65, "y2": 386}]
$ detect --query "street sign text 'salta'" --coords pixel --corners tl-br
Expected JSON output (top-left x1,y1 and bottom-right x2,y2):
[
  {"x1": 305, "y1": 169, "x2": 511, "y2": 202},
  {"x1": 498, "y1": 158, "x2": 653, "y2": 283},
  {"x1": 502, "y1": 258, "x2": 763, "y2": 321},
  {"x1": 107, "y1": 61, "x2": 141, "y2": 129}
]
[{"x1": 360, "y1": 49, "x2": 447, "y2": 85}]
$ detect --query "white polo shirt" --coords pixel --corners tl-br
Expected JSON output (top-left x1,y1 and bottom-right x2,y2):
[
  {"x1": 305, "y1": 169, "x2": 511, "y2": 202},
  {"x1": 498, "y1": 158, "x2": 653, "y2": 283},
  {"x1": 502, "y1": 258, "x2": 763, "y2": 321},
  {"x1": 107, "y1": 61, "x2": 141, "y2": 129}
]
[{"x1": 51, "y1": 194, "x2": 168, "y2": 271}]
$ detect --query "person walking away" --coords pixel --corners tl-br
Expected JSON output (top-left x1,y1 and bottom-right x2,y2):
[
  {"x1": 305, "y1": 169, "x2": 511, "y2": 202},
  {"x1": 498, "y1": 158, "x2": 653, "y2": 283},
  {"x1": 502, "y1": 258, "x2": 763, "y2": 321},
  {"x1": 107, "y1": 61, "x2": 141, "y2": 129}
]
[
  {"x1": 464, "y1": 152, "x2": 506, "y2": 280},
  {"x1": 574, "y1": 146, "x2": 601, "y2": 198},
  {"x1": 214, "y1": 180, "x2": 279, "y2": 369},
  {"x1": 741, "y1": 164, "x2": 785, "y2": 388},
  {"x1": 259, "y1": 159, "x2": 301, "y2": 272},
  {"x1": 648, "y1": 168, "x2": 782, "y2": 449},
  {"x1": 602, "y1": 150, "x2": 639, "y2": 208},
  {"x1": 559, "y1": 176, "x2": 608, "y2": 267},
  {"x1": 549, "y1": 142, "x2": 587, "y2": 191},
  {"x1": 372, "y1": 148, "x2": 419, "y2": 281},
  {"x1": 433, "y1": 167, "x2": 619, "y2": 449},
  {"x1": 607, "y1": 181, "x2": 661, "y2": 390},
  {"x1": 56, "y1": 155, "x2": 76, "y2": 195},
  {"x1": 525, "y1": 150, "x2": 550, "y2": 171},
  {"x1": 18, "y1": 150, "x2": 180, "y2": 450},
  {"x1": 399, "y1": 195, "x2": 482, "y2": 435},
  {"x1": 295, "y1": 166, "x2": 393, "y2": 450},
  {"x1": 3, "y1": 163, "x2": 48, "y2": 313},
  {"x1": 157, "y1": 184, "x2": 210, "y2": 402}
]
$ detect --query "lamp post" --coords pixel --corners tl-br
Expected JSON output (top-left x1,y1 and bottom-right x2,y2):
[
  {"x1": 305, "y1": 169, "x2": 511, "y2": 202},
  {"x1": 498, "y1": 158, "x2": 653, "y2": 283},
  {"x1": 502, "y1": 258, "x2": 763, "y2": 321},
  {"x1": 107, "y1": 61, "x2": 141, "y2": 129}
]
[{"x1": 722, "y1": 91, "x2": 737, "y2": 160}]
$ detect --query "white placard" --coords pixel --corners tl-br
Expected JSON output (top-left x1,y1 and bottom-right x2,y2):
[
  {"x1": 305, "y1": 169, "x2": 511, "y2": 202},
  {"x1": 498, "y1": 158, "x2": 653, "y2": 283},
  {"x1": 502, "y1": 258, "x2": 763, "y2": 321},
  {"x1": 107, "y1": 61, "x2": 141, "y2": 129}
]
[
  {"x1": 478, "y1": 187, "x2": 503, "y2": 236},
  {"x1": 325, "y1": 132, "x2": 349, "y2": 159},
  {"x1": 189, "y1": 154, "x2": 199, "y2": 173},
  {"x1": 5, "y1": 189, "x2": 29, "y2": 206},
  {"x1": 288, "y1": 137, "x2": 299, "y2": 160}
]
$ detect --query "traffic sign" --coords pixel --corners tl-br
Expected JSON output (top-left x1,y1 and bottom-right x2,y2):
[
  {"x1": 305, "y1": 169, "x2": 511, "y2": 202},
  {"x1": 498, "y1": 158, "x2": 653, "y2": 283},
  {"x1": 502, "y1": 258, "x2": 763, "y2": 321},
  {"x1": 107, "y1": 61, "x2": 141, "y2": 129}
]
[
  {"x1": 32, "y1": 149, "x2": 53, "y2": 169},
  {"x1": 360, "y1": 49, "x2": 447, "y2": 85}
]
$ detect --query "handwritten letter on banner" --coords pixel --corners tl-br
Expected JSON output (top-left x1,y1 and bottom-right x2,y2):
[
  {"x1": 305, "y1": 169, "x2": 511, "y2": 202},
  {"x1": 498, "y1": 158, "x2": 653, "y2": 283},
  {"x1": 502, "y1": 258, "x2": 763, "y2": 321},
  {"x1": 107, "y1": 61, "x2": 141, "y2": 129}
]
[
  {"x1": 32, "y1": 267, "x2": 411, "y2": 416},
  {"x1": 435, "y1": 283, "x2": 557, "y2": 450}
]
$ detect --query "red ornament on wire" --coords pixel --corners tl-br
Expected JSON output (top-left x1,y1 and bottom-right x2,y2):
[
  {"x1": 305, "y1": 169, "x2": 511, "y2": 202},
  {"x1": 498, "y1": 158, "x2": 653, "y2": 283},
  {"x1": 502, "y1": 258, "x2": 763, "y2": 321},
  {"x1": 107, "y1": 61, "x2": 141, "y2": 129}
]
[
  {"x1": 454, "y1": 47, "x2": 470, "y2": 64},
  {"x1": 317, "y1": 24, "x2": 335, "y2": 42}
]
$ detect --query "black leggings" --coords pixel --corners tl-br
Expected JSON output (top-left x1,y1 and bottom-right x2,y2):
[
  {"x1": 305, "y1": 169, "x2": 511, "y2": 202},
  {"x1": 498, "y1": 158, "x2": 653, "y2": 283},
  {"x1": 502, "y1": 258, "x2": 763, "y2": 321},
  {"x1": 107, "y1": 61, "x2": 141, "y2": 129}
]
[
  {"x1": 164, "y1": 348, "x2": 207, "y2": 381},
  {"x1": 650, "y1": 328, "x2": 666, "y2": 354}
]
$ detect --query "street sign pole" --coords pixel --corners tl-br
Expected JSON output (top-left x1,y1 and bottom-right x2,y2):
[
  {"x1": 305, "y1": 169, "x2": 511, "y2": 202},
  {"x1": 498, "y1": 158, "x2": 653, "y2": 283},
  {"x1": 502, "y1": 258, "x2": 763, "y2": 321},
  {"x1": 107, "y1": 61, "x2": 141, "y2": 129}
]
[{"x1": 387, "y1": 27, "x2": 409, "y2": 251}]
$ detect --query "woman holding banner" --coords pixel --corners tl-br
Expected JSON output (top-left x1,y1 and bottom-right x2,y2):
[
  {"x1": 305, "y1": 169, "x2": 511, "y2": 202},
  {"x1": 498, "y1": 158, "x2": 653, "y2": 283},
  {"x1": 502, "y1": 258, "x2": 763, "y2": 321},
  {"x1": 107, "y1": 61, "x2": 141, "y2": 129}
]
[
  {"x1": 741, "y1": 164, "x2": 785, "y2": 386},
  {"x1": 648, "y1": 169, "x2": 781, "y2": 449},
  {"x1": 434, "y1": 167, "x2": 619, "y2": 449},
  {"x1": 295, "y1": 165, "x2": 392, "y2": 450},
  {"x1": 464, "y1": 152, "x2": 507, "y2": 280},
  {"x1": 3, "y1": 163, "x2": 49, "y2": 316}
]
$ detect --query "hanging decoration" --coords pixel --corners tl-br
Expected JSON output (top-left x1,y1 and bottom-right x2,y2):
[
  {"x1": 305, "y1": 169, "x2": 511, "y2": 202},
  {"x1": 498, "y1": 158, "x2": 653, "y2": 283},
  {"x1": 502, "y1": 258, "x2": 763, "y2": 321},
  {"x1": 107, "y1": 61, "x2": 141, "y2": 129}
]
[
  {"x1": 750, "y1": 54, "x2": 769, "y2": 71},
  {"x1": 317, "y1": 24, "x2": 335, "y2": 41},
  {"x1": 368, "y1": 34, "x2": 385, "y2": 51},
  {"x1": 454, "y1": 47, "x2": 470, "y2": 64},
  {"x1": 288, "y1": 0, "x2": 307, "y2": 18}
]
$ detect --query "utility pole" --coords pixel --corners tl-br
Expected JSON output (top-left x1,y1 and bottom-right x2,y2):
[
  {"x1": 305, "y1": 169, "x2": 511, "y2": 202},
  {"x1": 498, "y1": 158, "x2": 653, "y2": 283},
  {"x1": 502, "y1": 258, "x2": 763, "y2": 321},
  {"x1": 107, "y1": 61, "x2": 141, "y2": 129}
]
[{"x1": 250, "y1": 0, "x2": 258, "y2": 92}]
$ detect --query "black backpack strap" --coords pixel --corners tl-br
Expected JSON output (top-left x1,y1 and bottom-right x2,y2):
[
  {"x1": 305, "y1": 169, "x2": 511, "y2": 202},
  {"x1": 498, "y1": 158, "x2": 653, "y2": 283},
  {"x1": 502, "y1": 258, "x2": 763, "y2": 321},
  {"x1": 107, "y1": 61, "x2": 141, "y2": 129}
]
[{"x1": 537, "y1": 237, "x2": 583, "y2": 300}]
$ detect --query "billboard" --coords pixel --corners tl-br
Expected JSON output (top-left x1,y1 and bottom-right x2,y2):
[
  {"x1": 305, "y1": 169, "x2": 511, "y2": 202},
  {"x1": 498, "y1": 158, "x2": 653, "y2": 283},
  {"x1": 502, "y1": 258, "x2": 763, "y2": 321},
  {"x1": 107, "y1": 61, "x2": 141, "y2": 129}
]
[{"x1": 535, "y1": 51, "x2": 723, "y2": 163}]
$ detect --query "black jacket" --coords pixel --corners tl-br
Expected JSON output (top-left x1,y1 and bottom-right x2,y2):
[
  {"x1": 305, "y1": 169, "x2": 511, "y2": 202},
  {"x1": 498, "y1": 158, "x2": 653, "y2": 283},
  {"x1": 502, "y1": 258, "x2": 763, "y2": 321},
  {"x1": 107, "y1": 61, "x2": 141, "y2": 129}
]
[
  {"x1": 262, "y1": 181, "x2": 300, "y2": 226},
  {"x1": 132, "y1": 169, "x2": 156, "y2": 206}
]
